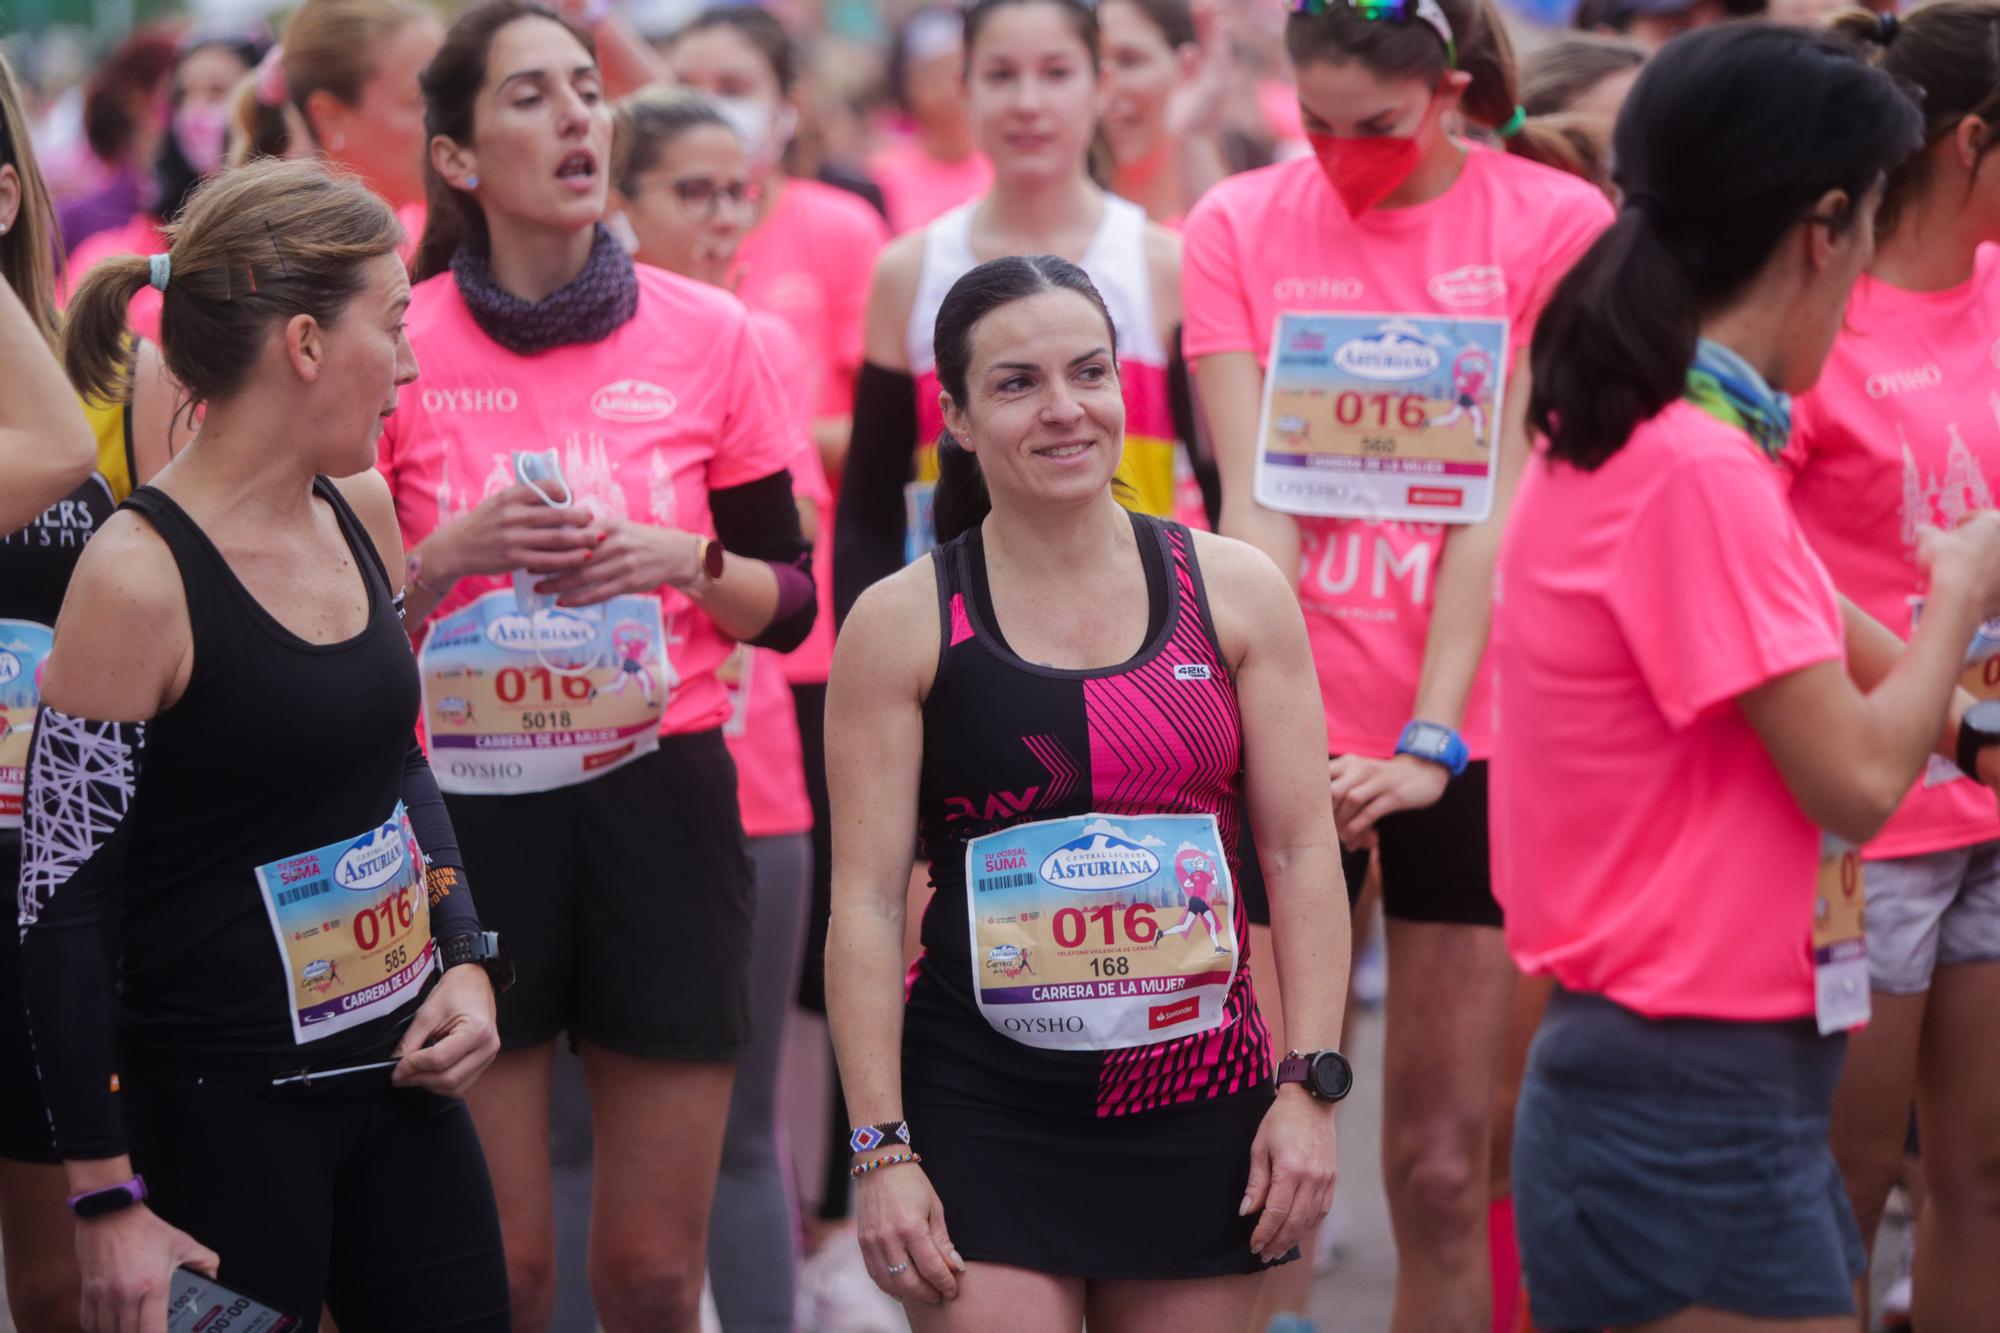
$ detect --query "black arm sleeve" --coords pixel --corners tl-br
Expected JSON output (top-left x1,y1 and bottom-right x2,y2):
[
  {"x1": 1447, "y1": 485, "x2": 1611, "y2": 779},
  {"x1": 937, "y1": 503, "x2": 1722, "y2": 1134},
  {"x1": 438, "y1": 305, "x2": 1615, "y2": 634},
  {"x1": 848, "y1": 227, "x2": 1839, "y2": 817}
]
[
  {"x1": 402, "y1": 733, "x2": 481, "y2": 940},
  {"x1": 834, "y1": 361, "x2": 920, "y2": 627},
  {"x1": 18, "y1": 710, "x2": 147, "y2": 1161},
  {"x1": 709, "y1": 469, "x2": 817, "y2": 653},
  {"x1": 1169, "y1": 325, "x2": 1222, "y2": 531}
]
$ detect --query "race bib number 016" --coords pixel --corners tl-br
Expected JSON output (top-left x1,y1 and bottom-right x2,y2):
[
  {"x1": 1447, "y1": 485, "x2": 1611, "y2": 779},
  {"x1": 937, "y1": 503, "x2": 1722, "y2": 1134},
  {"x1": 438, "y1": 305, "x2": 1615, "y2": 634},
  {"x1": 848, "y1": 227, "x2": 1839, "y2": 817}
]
[
  {"x1": 964, "y1": 812, "x2": 1238, "y2": 1052},
  {"x1": 1253, "y1": 311, "x2": 1506, "y2": 525},
  {"x1": 0, "y1": 618, "x2": 53, "y2": 829},
  {"x1": 420, "y1": 589, "x2": 669, "y2": 795},
  {"x1": 253, "y1": 803, "x2": 434, "y2": 1046}
]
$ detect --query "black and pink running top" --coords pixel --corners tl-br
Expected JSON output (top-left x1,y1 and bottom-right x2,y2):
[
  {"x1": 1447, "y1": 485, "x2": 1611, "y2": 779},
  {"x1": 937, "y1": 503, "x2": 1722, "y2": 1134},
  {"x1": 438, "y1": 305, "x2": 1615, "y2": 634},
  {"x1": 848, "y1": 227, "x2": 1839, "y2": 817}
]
[{"x1": 907, "y1": 512, "x2": 1272, "y2": 1117}]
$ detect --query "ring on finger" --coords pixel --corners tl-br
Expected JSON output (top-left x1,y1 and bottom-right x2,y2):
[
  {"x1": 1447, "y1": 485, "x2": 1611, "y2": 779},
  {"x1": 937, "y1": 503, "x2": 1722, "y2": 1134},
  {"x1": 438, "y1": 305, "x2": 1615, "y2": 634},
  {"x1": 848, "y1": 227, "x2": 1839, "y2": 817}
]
[{"x1": 886, "y1": 1261, "x2": 912, "y2": 1276}]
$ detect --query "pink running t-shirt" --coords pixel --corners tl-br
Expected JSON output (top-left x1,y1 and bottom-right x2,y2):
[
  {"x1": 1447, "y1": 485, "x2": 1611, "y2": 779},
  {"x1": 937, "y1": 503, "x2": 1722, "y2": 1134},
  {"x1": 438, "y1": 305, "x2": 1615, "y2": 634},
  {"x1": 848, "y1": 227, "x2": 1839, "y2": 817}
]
[
  {"x1": 1785, "y1": 246, "x2": 2000, "y2": 861},
  {"x1": 379, "y1": 264, "x2": 798, "y2": 738},
  {"x1": 734, "y1": 177, "x2": 892, "y2": 423},
  {"x1": 1182, "y1": 147, "x2": 1611, "y2": 758},
  {"x1": 724, "y1": 310, "x2": 826, "y2": 838},
  {"x1": 869, "y1": 137, "x2": 994, "y2": 236},
  {"x1": 1492, "y1": 402, "x2": 1846, "y2": 1022}
]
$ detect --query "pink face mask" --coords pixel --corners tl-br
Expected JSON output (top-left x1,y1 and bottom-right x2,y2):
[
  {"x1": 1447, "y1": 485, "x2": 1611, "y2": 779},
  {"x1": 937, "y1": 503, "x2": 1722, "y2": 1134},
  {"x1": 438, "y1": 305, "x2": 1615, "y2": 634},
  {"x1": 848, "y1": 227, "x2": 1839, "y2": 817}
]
[
  {"x1": 1307, "y1": 92, "x2": 1443, "y2": 219},
  {"x1": 172, "y1": 102, "x2": 231, "y2": 177}
]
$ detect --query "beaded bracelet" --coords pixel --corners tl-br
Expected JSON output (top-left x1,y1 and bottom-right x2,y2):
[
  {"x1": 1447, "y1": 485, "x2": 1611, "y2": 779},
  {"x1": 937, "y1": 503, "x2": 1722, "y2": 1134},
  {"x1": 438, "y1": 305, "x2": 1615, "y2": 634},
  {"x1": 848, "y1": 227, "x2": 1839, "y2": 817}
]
[{"x1": 850, "y1": 1151, "x2": 923, "y2": 1180}]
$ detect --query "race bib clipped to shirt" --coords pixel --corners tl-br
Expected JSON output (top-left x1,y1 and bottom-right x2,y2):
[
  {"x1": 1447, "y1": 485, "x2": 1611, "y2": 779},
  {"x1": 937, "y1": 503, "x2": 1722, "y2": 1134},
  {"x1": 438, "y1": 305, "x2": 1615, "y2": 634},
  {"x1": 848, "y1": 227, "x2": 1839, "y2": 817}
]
[
  {"x1": 420, "y1": 591, "x2": 671, "y2": 795},
  {"x1": 963, "y1": 812, "x2": 1239, "y2": 1052},
  {"x1": 253, "y1": 803, "x2": 435, "y2": 1045},
  {"x1": 1812, "y1": 834, "x2": 1869, "y2": 1036},
  {"x1": 0, "y1": 619, "x2": 54, "y2": 829}
]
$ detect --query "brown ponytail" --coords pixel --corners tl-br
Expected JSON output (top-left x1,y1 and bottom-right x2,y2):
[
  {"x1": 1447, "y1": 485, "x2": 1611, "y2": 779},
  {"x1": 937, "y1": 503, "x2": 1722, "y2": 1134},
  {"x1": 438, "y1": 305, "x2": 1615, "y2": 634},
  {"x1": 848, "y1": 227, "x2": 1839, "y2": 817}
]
[{"x1": 64, "y1": 157, "x2": 400, "y2": 411}]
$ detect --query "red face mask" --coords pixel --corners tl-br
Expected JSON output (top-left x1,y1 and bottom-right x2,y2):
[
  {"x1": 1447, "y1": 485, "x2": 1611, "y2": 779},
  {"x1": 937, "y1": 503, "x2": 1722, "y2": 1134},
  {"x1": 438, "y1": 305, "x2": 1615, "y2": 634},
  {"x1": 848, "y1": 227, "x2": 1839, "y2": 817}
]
[{"x1": 1307, "y1": 93, "x2": 1443, "y2": 219}]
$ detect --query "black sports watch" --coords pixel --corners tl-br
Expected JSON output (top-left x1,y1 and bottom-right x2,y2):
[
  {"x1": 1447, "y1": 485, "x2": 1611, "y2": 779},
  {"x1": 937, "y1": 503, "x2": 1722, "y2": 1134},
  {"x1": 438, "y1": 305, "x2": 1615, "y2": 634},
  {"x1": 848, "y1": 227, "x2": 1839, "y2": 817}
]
[
  {"x1": 1957, "y1": 698, "x2": 2000, "y2": 779},
  {"x1": 1274, "y1": 1049, "x2": 1354, "y2": 1103},
  {"x1": 440, "y1": 931, "x2": 515, "y2": 994}
]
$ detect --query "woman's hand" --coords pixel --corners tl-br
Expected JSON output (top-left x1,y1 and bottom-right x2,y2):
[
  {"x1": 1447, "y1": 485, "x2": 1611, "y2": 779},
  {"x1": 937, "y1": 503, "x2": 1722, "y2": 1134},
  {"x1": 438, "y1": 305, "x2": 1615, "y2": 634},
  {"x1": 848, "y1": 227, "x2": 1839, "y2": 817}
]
[
  {"x1": 533, "y1": 518, "x2": 705, "y2": 608},
  {"x1": 1241, "y1": 1087, "x2": 1338, "y2": 1265},
  {"x1": 392, "y1": 963, "x2": 500, "y2": 1097},
  {"x1": 1328, "y1": 753, "x2": 1448, "y2": 846},
  {"x1": 1919, "y1": 511, "x2": 2000, "y2": 620},
  {"x1": 426, "y1": 484, "x2": 600, "y2": 584},
  {"x1": 855, "y1": 1164, "x2": 965, "y2": 1306},
  {"x1": 76, "y1": 1206, "x2": 219, "y2": 1333}
]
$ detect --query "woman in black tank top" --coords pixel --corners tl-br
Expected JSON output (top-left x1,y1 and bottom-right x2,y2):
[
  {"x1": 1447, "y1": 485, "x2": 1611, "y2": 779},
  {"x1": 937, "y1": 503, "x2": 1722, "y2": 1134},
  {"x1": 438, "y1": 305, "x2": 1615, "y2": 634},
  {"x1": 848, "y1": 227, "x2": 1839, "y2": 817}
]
[
  {"x1": 22, "y1": 160, "x2": 510, "y2": 1332},
  {"x1": 825, "y1": 255, "x2": 1352, "y2": 1330}
]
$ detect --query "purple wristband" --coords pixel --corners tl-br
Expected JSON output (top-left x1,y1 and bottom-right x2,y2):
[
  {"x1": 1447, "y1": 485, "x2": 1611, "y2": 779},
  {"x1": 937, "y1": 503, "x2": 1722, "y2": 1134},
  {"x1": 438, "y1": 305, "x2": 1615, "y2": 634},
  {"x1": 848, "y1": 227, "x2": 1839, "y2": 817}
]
[{"x1": 68, "y1": 1174, "x2": 147, "y2": 1217}]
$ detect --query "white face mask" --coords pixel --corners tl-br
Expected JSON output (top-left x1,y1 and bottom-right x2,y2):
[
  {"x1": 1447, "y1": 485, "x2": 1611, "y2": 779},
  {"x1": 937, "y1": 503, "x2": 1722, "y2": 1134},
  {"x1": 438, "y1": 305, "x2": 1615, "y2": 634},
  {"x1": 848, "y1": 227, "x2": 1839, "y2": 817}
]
[{"x1": 713, "y1": 95, "x2": 796, "y2": 166}]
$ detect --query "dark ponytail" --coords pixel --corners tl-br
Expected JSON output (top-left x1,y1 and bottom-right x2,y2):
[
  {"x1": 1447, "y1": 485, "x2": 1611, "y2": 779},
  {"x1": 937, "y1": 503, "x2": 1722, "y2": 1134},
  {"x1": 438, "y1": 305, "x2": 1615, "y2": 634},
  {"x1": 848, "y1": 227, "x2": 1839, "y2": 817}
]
[
  {"x1": 931, "y1": 254, "x2": 1118, "y2": 543},
  {"x1": 1529, "y1": 22, "x2": 1920, "y2": 470},
  {"x1": 415, "y1": 0, "x2": 594, "y2": 282}
]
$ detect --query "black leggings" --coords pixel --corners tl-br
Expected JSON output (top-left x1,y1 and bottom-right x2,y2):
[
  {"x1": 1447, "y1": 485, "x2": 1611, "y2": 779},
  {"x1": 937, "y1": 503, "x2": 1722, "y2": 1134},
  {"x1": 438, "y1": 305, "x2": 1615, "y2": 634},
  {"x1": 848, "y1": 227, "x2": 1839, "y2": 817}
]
[{"x1": 124, "y1": 1071, "x2": 509, "y2": 1330}]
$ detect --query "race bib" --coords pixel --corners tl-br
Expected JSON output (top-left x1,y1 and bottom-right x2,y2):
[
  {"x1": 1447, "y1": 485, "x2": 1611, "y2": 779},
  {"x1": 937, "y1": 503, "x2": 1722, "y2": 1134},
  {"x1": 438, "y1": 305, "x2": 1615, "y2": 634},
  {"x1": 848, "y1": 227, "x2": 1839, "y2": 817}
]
[
  {"x1": 1253, "y1": 311, "x2": 1506, "y2": 525},
  {"x1": 1812, "y1": 836, "x2": 1869, "y2": 1036},
  {"x1": 253, "y1": 804, "x2": 435, "y2": 1045},
  {"x1": 0, "y1": 619, "x2": 54, "y2": 829},
  {"x1": 963, "y1": 812, "x2": 1238, "y2": 1052},
  {"x1": 420, "y1": 589, "x2": 669, "y2": 795}
]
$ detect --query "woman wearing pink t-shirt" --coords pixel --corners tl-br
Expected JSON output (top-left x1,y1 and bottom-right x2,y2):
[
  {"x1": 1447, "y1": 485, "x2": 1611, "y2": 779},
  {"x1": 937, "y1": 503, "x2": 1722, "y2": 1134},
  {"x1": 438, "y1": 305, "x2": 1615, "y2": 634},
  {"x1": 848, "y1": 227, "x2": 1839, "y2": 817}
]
[
  {"x1": 1786, "y1": 8, "x2": 2000, "y2": 1322},
  {"x1": 283, "y1": 0, "x2": 443, "y2": 217},
  {"x1": 1495, "y1": 24, "x2": 2000, "y2": 1329},
  {"x1": 612, "y1": 85, "x2": 828, "y2": 1333},
  {"x1": 1097, "y1": 0, "x2": 1229, "y2": 229},
  {"x1": 1182, "y1": 0, "x2": 1608, "y2": 1325},
  {"x1": 379, "y1": 6, "x2": 816, "y2": 1330}
]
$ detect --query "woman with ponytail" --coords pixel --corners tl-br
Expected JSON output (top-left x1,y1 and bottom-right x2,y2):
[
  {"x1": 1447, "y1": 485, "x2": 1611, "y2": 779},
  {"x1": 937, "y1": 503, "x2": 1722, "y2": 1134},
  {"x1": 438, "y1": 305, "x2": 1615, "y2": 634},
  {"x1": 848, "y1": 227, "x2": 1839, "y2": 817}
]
[
  {"x1": 1492, "y1": 23, "x2": 2000, "y2": 1330},
  {"x1": 827, "y1": 253, "x2": 1350, "y2": 1330},
  {"x1": 1781, "y1": 6, "x2": 2000, "y2": 1324},
  {"x1": 1182, "y1": 0, "x2": 1610, "y2": 1326}
]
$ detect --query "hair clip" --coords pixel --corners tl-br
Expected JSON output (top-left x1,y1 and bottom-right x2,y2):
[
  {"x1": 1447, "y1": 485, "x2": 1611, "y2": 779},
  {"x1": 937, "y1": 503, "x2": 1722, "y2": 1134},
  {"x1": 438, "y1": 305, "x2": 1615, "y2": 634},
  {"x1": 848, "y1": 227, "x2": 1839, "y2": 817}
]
[
  {"x1": 1290, "y1": 0, "x2": 1456, "y2": 66},
  {"x1": 264, "y1": 220, "x2": 291, "y2": 277},
  {"x1": 1872, "y1": 10, "x2": 1899, "y2": 44}
]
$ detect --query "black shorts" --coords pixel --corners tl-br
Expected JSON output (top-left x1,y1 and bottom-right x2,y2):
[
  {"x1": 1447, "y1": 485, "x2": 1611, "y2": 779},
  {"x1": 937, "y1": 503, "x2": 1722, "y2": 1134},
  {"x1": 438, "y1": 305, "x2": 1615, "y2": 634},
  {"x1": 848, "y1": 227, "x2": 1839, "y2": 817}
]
[
  {"x1": 445, "y1": 729, "x2": 754, "y2": 1061},
  {"x1": 1345, "y1": 758, "x2": 1495, "y2": 928},
  {"x1": 0, "y1": 839, "x2": 58, "y2": 1163}
]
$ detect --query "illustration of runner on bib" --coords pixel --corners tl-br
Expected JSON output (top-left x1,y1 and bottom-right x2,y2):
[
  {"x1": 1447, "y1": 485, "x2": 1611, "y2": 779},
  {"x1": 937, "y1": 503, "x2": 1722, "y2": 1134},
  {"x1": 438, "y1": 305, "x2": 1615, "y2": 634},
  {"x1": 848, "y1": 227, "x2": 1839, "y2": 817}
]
[
  {"x1": 1154, "y1": 844, "x2": 1232, "y2": 955},
  {"x1": 1254, "y1": 312, "x2": 1507, "y2": 525},
  {"x1": 419, "y1": 450, "x2": 673, "y2": 796},
  {"x1": 964, "y1": 813, "x2": 1239, "y2": 1052},
  {"x1": 1425, "y1": 344, "x2": 1494, "y2": 443}
]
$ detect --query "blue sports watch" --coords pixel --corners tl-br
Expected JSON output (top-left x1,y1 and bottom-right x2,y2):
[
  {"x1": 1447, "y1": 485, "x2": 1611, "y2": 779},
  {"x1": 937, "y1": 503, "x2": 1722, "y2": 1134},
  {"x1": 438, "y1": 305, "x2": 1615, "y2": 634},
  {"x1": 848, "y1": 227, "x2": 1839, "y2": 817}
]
[{"x1": 1395, "y1": 721, "x2": 1469, "y2": 777}]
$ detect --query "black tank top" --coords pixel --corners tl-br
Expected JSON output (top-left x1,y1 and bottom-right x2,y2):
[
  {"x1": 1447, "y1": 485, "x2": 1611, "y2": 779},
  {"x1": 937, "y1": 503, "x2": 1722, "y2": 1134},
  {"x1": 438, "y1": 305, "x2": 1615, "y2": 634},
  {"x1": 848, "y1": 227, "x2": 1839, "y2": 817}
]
[
  {"x1": 905, "y1": 512, "x2": 1271, "y2": 1119},
  {"x1": 115, "y1": 480, "x2": 424, "y2": 1071}
]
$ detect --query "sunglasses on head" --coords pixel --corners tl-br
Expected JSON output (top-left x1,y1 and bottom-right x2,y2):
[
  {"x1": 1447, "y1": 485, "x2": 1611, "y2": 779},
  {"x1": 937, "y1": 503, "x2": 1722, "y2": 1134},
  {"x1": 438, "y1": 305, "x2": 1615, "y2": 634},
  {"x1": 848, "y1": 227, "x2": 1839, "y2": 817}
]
[{"x1": 1289, "y1": 0, "x2": 1457, "y2": 67}]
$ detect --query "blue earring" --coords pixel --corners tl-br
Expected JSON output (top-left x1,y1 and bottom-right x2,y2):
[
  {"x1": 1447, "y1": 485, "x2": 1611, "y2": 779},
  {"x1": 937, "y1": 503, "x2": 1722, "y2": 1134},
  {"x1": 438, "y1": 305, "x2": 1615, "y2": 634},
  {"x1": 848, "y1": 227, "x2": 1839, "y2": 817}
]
[{"x1": 466, "y1": 174, "x2": 480, "y2": 189}]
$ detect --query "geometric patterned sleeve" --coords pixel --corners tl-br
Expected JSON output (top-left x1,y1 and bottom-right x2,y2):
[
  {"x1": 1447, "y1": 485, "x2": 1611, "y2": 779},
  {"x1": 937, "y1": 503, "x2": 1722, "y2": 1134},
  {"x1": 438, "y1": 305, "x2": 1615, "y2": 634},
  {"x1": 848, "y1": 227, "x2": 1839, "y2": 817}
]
[{"x1": 18, "y1": 706, "x2": 147, "y2": 1160}]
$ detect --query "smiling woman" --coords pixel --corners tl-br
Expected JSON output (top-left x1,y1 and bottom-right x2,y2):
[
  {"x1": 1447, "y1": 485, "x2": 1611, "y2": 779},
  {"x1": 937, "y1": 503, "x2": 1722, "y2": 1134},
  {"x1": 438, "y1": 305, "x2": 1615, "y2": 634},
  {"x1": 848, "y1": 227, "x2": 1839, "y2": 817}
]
[
  {"x1": 826, "y1": 254, "x2": 1353, "y2": 1332},
  {"x1": 379, "y1": 4, "x2": 817, "y2": 1328}
]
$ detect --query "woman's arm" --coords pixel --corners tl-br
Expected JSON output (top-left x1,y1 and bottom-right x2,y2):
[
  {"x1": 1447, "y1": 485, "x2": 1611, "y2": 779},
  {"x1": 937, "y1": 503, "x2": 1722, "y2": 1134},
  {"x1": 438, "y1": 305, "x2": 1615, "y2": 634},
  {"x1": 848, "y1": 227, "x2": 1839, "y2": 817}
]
[
  {"x1": 20, "y1": 515, "x2": 220, "y2": 1327},
  {"x1": 1197, "y1": 532, "x2": 1349, "y2": 1263},
  {"x1": 833, "y1": 236, "x2": 925, "y2": 625},
  {"x1": 0, "y1": 280, "x2": 96, "y2": 531},
  {"x1": 823, "y1": 561, "x2": 962, "y2": 1305},
  {"x1": 1329, "y1": 359, "x2": 1535, "y2": 842},
  {"x1": 1742, "y1": 515, "x2": 2000, "y2": 844},
  {"x1": 1192, "y1": 349, "x2": 1299, "y2": 580}
]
